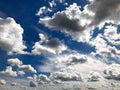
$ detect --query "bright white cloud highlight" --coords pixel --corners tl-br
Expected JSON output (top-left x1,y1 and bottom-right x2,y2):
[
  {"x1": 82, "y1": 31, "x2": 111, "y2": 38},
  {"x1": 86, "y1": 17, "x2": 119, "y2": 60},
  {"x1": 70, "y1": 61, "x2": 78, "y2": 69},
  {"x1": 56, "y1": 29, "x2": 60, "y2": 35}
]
[
  {"x1": 0, "y1": 17, "x2": 27, "y2": 54},
  {"x1": 18, "y1": 65, "x2": 37, "y2": 73},
  {"x1": 8, "y1": 58, "x2": 23, "y2": 66},
  {"x1": 0, "y1": 66, "x2": 17, "y2": 77}
]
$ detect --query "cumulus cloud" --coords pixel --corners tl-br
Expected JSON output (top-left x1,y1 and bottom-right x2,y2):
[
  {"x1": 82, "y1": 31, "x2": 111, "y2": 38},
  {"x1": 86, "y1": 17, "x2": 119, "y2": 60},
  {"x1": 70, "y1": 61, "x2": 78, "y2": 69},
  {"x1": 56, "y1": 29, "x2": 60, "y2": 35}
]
[
  {"x1": 90, "y1": 25, "x2": 120, "y2": 62},
  {"x1": 18, "y1": 65, "x2": 37, "y2": 73},
  {"x1": 50, "y1": 71, "x2": 82, "y2": 81},
  {"x1": 32, "y1": 74, "x2": 51, "y2": 84},
  {"x1": 39, "y1": 0, "x2": 120, "y2": 43},
  {"x1": 38, "y1": 52, "x2": 107, "y2": 81},
  {"x1": 0, "y1": 66, "x2": 17, "y2": 77},
  {"x1": 8, "y1": 58, "x2": 23, "y2": 66},
  {"x1": 103, "y1": 25, "x2": 120, "y2": 45},
  {"x1": 0, "y1": 17, "x2": 27, "y2": 54},
  {"x1": 104, "y1": 64, "x2": 120, "y2": 80},
  {"x1": 32, "y1": 33, "x2": 67, "y2": 55},
  {"x1": 87, "y1": 72, "x2": 103, "y2": 82},
  {"x1": 65, "y1": 55, "x2": 87, "y2": 66},
  {"x1": 39, "y1": 3, "x2": 92, "y2": 42}
]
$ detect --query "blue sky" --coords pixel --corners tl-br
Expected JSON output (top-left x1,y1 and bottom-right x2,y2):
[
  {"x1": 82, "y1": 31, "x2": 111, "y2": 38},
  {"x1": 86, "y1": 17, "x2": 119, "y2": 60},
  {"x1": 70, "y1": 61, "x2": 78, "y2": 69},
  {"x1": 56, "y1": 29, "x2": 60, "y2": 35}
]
[{"x1": 0, "y1": 0, "x2": 120, "y2": 82}]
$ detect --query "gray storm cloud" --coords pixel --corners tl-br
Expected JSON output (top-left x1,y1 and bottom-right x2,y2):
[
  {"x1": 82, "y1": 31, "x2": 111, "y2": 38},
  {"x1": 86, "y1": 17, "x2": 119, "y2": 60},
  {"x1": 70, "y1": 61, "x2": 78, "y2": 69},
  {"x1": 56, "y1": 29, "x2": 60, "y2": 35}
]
[
  {"x1": 46, "y1": 38, "x2": 63, "y2": 48},
  {"x1": 89, "y1": 0, "x2": 120, "y2": 25}
]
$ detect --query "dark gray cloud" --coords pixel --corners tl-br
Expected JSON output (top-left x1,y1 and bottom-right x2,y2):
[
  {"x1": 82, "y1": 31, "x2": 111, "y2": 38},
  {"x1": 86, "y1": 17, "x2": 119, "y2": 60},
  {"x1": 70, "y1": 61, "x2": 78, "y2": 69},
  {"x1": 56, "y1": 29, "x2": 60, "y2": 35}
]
[
  {"x1": 47, "y1": 13, "x2": 84, "y2": 32},
  {"x1": 66, "y1": 56, "x2": 87, "y2": 66},
  {"x1": 89, "y1": 0, "x2": 120, "y2": 25},
  {"x1": 46, "y1": 38, "x2": 62, "y2": 48}
]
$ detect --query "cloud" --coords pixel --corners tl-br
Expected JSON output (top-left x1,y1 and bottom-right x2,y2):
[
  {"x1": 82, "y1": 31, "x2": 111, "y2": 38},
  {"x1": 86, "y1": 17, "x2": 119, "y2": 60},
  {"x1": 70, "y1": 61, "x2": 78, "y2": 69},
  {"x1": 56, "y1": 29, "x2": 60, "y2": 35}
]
[
  {"x1": 32, "y1": 33, "x2": 67, "y2": 55},
  {"x1": 32, "y1": 74, "x2": 51, "y2": 84},
  {"x1": 65, "y1": 55, "x2": 87, "y2": 66},
  {"x1": 17, "y1": 71, "x2": 25, "y2": 76},
  {"x1": 88, "y1": 0, "x2": 120, "y2": 25},
  {"x1": 39, "y1": 0, "x2": 120, "y2": 43},
  {"x1": 18, "y1": 65, "x2": 37, "y2": 73},
  {"x1": 103, "y1": 25, "x2": 120, "y2": 45},
  {"x1": 0, "y1": 17, "x2": 27, "y2": 54},
  {"x1": 104, "y1": 64, "x2": 120, "y2": 80},
  {"x1": 8, "y1": 58, "x2": 23, "y2": 66},
  {"x1": 0, "y1": 66, "x2": 17, "y2": 77},
  {"x1": 39, "y1": 3, "x2": 92, "y2": 42},
  {"x1": 38, "y1": 52, "x2": 107, "y2": 81},
  {"x1": 87, "y1": 72, "x2": 103, "y2": 82},
  {"x1": 50, "y1": 71, "x2": 82, "y2": 81},
  {"x1": 0, "y1": 79, "x2": 6, "y2": 85},
  {"x1": 36, "y1": 6, "x2": 52, "y2": 17},
  {"x1": 90, "y1": 25, "x2": 120, "y2": 62}
]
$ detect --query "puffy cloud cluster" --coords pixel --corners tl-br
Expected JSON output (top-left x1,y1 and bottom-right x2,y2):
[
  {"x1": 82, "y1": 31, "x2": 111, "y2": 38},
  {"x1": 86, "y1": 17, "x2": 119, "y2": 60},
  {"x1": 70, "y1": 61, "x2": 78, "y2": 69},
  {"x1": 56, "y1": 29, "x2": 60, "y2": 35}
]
[
  {"x1": 0, "y1": 58, "x2": 37, "y2": 77},
  {"x1": 0, "y1": 66, "x2": 17, "y2": 77},
  {"x1": 39, "y1": 0, "x2": 120, "y2": 43},
  {"x1": 38, "y1": 53, "x2": 107, "y2": 81},
  {"x1": 87, "y1": 72, "x2": 103, "y2": 82},
  {"x1": 28, "y1": 74, "x2": 50, "y2": 85},
  {"x1": 32, "y1": 33, "x2": 67, "y2": 55},
  {"x1": 18, "y1": 65, "x2": 37, "y2": 73},
  {"x1": 104, "y1": 64, "x2": 120, "y2": 80},
  {"x1": 39, "y1": 3, "x2": 92, "y2": 42},
  {"x1": 32, "y1": 74, "x2": 50, "y2": 84},
  {"x1": 8, "y1": 58, "x2": 23, "y2": 66},
  {"x1": 90, "y1": 25, "x2": 120, "y2": 62},
  {"x1": 0, "y1": 17, "x2": 27, "y2": 54},
  {"x1": 50, "y1": 71, "x2": 82, "y2": 81}
]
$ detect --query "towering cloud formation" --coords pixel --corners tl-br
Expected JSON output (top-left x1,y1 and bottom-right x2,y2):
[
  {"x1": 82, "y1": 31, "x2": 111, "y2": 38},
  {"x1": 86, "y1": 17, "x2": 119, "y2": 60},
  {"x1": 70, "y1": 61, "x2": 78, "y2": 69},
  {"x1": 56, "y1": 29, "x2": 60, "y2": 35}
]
[{"x1": 0, "y1": 17, "x2": 27, "y2": 54}]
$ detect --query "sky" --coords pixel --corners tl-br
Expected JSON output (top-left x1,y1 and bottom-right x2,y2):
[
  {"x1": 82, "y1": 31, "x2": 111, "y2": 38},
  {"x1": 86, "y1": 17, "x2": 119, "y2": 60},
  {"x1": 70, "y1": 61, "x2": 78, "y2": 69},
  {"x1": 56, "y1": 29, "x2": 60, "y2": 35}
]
[{"x1": 0, "y1": 0, "x2": 120, "y2": 82}]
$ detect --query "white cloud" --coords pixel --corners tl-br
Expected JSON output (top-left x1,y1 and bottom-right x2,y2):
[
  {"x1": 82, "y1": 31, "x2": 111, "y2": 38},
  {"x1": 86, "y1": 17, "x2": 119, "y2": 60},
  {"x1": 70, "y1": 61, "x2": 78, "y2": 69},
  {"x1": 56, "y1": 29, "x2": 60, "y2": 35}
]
[
  {"x1": 104, "y1": 25, "x2": 120, "y2": 45},
  {"x1": 32, "y1": 74, "x2": 51, "y2": 84},
  {"x1": 39, "y1": 3, "x2": 93, "y2": 42},
  {"x1": 90, "y1": 25, "x2": 120, "y2": 62},
  {"x1": 50, "y1": 70, "x2": 82, "y2": 81},
  {"x1": 38, "y1": 52, "x2": 107, "y2": 81},
  {"x1": 8, "y1": 58, "x2": 23, "y2": 66},
  {"x1": 0, "y1": 66, "x2": 17, "y2": 77},
  {"x1": 17, "y1": 71, "x2": 25, "y2": 76},
  {"x1": 87, "y1": 72, "x2": 104, "y2": 82},
  {"x1": 18, "y1": 65, "x2": 37, "y2": 73},
  {"x1": 104, "y1": 64, "x2": 120, "y2": 80},
  {"x1": 0, "y1": 17, "x2": 27, "y2": 54},
  {"x1": 32, "y1": 33, "x2": 67, "y2": 55},
  {"x1": 36, "y1": 6, "x2": 52, "y2": 17},
  {"x1": 39, "y1": 0, "x2": 120, "y2": 43},
  {"x1": 0, "y1": 79, "x2": 6, "y2": 85}
]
